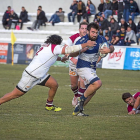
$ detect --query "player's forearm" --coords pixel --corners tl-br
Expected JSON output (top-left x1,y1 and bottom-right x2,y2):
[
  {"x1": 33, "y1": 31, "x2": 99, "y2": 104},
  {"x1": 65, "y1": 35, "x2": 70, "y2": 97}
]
[
  {"x1": 69, "y1": 51, "x2": 79, "y2": 57},
  {"x1": 57, "y1": 56, "x2": 62, "y2": 61},
  {"x1": 133, "y1": 96, "x2": 140, "y2": 110}
]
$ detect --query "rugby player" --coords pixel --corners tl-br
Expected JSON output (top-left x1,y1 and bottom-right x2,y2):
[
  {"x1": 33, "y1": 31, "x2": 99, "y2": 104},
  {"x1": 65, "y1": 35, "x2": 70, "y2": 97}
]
[
  {"x1": 72, "y1": 22, "x2": 114, "y2": 116},
  {"x1": 122, "y1": 92, "x2": 140, "y2": 114},
  {"x1": 0, "y1": 35, "x2": 96, "y2": 112}
]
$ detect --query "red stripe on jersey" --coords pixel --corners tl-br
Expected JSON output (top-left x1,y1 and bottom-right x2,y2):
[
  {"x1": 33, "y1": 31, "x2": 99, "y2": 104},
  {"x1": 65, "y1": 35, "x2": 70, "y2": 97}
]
[
  {"x1": 51, "y1": 44, "x2": 57, "y2": 53},
  {"x1": 69, "y1": 33, "x2": 80, "y2": 43}
]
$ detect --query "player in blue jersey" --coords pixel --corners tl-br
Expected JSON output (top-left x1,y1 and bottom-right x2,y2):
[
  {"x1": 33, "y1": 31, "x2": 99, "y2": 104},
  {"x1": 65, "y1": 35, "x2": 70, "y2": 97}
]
[{"x1": 72, "y1": 22, "x2": 114, "y2": 116}]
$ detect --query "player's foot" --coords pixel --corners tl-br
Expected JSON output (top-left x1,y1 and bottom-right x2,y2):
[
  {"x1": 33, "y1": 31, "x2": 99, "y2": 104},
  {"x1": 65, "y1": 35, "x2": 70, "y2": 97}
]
[
  {"x1": 72, "y1": 96, "x2": 78, "y2": 106},
  {"x1": 72, "y1": 111, "x2": 89, "y2": 116},
  {"x1": 77, "y1": 97, "x2": 85, "y2": 112},
  {"x1": 45, "y1": 105, "x2": 62, "y2": 112}
]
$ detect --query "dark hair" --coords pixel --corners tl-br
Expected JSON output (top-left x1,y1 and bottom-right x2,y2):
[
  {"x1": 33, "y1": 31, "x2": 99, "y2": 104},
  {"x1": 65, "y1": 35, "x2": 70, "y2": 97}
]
[
  {"x1": 37, "y1": 9, "x2": 41, "y2": 11},
  {"x1": 44, "y1": 35, "x2": 63, "y2": 45},
  {"x1": 59, "y1": 8, "x2": 62, "y2": 10},
  {"x1": 105, "y1": 35, "x2": 109, "y2": 37},
  {"x1": 8, "y1": 6, "x2": 11, "y2": 8},
  {"x1": 127, "y1": 26, "x2": 132, "y2": 29},
  {"x1": 121, "y1": 26, "x2": 125, "y2": 29},
  {"x1": 122, "y1": 92, "x2": 132, "y2": 101},
  {"x1": 22, "y1": 6, "x2": 25, "y2": 8},
  {"x1": 87, "y1": 22, "x2": 99, "y2": 31},
  {"x1": 38, "y1": 6, "x2": 42, "y2": 8},
  {"x1": 79, "y1": 21, "x2": 88, "y2": 29}
]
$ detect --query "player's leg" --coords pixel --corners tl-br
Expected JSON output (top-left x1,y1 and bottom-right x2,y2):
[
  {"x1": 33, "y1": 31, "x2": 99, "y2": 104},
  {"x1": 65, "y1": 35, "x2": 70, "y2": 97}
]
[
  {"x1": 84, "y1": 91, "x2": 96, "y2": 106},
  {"x1": 40, "y1": 75, "x2": 61, "y2": 112},
  {"x1": 78, "y1": 77, "x2": 86, "y2": 97},
  {"x1": 0, "y1": 88, "x2": 25, "y2": 105}
]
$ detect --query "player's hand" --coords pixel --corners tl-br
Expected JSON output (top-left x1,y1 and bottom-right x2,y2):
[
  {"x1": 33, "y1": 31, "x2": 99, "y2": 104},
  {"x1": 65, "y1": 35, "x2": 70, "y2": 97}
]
[
  {"x1": 87, "y1": 40, "x2": 96, "y2": 47},
  {"x1": 128, "y1": 110, "x2": 136, "y2": 115},
  {"x1": 61, "y1": 55, "x2": 69, "y2": 63},
  {"x1": 99, "y1": 47, "x2": 110, "y2": 54}
]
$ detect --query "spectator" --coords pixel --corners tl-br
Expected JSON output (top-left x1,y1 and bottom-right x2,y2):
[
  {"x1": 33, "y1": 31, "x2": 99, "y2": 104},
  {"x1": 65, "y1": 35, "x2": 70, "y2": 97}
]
[
  {"x1": 112, "y1": 35, "x2": 122, "y2": 45},
  {"x1": 83, "y1": 0, "x2": 96, "y2": 23},
  {"x1": 27, "y1": 6, "x2": 48, "y2": 31},
  {"x1": 117, "y1": 0, "x2": 124, "y2": 23},
  {"x1": 76, "y1": 0, "x2": 86, "y2": 23},
  {"x1": 120, "y1": 18, "x2": 128, "y2": 30},
  {"x1": 111, "y1": 0, "x2": 118, "y2": 15},
  {"x1": 124, "y1": 26, "x2": 137, "y2": 46},
  {"x1": 108, "y1": 18, "x2": 120, "y2": 40},
  {"x1": 7, "y1": 9, "x2": 19, "y2": 29},
  {"x1": 68, "y1": 0, "x2": 77, "y2": 23},
  {"x1": 123, "y1": 0, "x2": 130, "y2": 22},
  {"x1": 105, "y1": 35, "x2": 110, "y2": 43},
  {"x1": 122, "y1": 92, "x2": 140, "y2": 114},
  {"x1": 102, "y1": 0, "x2": 112, "y2": 19},
  {"x1": 49, "y1": 8, "x2": 64, "y2": 26},
  {"x1": 128, "y1": 18, "x2": 137, "y2": 33},
  {"x1": 110, "y1": 35, "x2": 116, "y2": 44},
  {"x1": 94, "y1": 0, "x2": 105, "y2": 21},
  {"x1": 129, "y1": 0, "x2": 140, "y2": 22},
  {"x1": 2, "y1": 6, "x2": 11, "y2": 29},
  {"x1": 136, "y1": 20, "x2": 140, "y2": 44},
  {"x1": 99, "y1": 16, "x2": 110, "y2": 36},
  {"x1": 117, "y1": 26, "x2": 126, "y2": 45},
  {"x1": 18, "y1": 6, "x2": 29, "y2": 29}
]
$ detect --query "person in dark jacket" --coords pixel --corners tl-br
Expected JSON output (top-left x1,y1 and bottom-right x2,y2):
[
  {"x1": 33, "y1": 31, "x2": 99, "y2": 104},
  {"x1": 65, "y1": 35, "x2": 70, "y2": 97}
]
[
  {"x1": 120, "y1": 18, "x2": 128, "y2": 30},
  {"x1": 18, "y1": 7, "x2": 29, "y2": 29},
  {"x1": 49, "y1": 8, "x2": 64, "y2": 26},
  {"x1": 2, "y1": 6, "x2": 11, "y2": 29},
  {"x1": 76, "y1": 0, "x2": 86, "y2": 23},
  {"x1": 136, "y1": 20, "x2": 140, "y2": 44},
  {"x1": 123, "y1": 0, "x2": 130, "y2": 22},
  {"x1": 117, "y1": 0, "x2": 124, "y2": 23},
  {"x1": 94, "y1": 0, "x2": 104, "y2": 21},
  {"x1": 128, "y1": 18, "x2": 137, "y2": 33},
  {"x1": 27, "y1": 6, "x2": 48, "y2": 31},
  {"x1": 99, "y1": 16, "x2": 110, "y2": 36},
  {"x1": 103, "y1": 0, "x2": 112, "y2": 19},
  {"x1": 111, "y1": 0, "x2": 118, "y2": 15},
  {"x1": 68, "y1": 0, "x2": 77, "y2": 23},
  {"x1": 129, "y1": 0, "x2": 140, "y2": 21},
  {"x1": 7, "y1": 9, "x2": 19, "y2": 29},
  {"x1": 108, "y1": 18, "x2": 120, "y2": 40}
]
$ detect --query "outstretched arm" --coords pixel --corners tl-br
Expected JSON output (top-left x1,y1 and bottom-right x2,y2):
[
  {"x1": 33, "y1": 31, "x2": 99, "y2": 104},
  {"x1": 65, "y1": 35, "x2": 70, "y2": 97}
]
[{"x1": 128, "y1": 96, "x2": 140, "y2": 115}]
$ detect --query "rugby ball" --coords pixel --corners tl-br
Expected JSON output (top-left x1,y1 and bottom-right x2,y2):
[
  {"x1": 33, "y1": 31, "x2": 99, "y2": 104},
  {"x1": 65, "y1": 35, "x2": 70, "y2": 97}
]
[{"x1": 99, "y1": 42, "x2": 109, "y2": 58}]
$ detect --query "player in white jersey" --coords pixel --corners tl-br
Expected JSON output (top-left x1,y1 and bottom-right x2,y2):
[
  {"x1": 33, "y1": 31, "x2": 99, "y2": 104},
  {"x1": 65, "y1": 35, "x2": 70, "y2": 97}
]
[
  {"x1": 0, "y1": 35, "x2": 96, "y2": 112},
  {"x1": 66, "y1": 22, "x2": 88, "y2": 106}
]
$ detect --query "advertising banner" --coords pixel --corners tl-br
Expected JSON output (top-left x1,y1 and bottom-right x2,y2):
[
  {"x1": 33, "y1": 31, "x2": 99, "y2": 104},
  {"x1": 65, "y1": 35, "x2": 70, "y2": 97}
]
[
  {"x1": 124, "y1": 48, "x2": 140, "y2": 70},
  {"x1": 0, "y1": 43, "x2": 8, "y2": 64},
  {"x1": 7, "y1": 43, "x2": 26, "y2": 64},
  {"x1": 102, "y1": 47, "x2": 126, "y2": 69},
  {"x1": 25, "y1": 44, "x2": 41, "y2": 64}
]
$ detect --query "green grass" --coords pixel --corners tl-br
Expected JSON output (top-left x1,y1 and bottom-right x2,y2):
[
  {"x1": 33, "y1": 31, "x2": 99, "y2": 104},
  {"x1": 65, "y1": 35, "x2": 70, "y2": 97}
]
[{"x1": 0, "y1": 64, "x2": 140, "y2": 140}]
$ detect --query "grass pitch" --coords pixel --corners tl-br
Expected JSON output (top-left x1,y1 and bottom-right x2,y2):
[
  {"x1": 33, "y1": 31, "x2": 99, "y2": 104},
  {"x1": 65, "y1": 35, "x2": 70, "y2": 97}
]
[{"x1": 0, "y1": 64, "x2": 140, "y2": 140}]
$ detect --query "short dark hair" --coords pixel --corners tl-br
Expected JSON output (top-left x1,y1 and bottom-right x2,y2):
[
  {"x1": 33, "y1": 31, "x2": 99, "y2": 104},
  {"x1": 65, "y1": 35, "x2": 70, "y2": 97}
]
[
  {"x1": 22, "y1": 6, "x2": 25, "y2": 8},
  {"x1": 44, "y1": 35, "x2": 63, "y2": 45},
  {"x1": 79, "y1": 21, "x2": 88, "y2": 29},
  {"x1": 122, "y1": 92, "x2": 132, "y2": 101},
  {"x1": 59, "y1": 8, "x2": 62, "y2": 10},
  {"x1": 87, "y1": 22, "x2": 99, "y2": 31},
  {"x1": 127, "y1": 26, "x2": 132, "y2": 29},
  {"x1": 37, "y1": 9, "x2": 41, "y2": 11},
  {"x1": 8, "y1": 6, "x2": 11, "y2": 8},
  {"x1": 38, "y1": 6, "x2": 42, "y2": 8}
]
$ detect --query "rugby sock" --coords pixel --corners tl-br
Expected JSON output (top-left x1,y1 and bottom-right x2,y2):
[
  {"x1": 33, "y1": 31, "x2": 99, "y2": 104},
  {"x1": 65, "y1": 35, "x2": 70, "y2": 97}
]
[
  {"x1": 77, "y1": 88, "x2": 86, "y2": 97},
  {"x1": 74, "y1": 105, "x2": 80, "y2": 112},
  {"x1": 46, "y1": 99, "x2": 53, "y2": 107},
  {"x1": 71, "y1": 86, "x2": 78, "y2": 96},
  {"x1": 80, "y1": 95, "x2": 87, "y2": 101}
]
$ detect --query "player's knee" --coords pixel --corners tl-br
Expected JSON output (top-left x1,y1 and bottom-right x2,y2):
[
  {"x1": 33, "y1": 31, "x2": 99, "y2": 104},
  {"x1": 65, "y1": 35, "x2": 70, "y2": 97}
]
[
  {"x1": 71, "y1": 84, "x2": 78, "y2": 90},
  {"x1": 94, "y1": 80, "x2": 102, "y2": 89},
  {"x1": 52, "y1": 82, "x2": 58, "y2": 90}
]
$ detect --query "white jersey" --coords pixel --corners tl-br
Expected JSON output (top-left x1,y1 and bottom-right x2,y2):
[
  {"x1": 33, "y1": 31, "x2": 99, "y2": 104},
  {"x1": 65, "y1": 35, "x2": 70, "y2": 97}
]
[
  {"x1": 66, "y1": 33, "x2": 81, "y2": 68},
  {"x1": 25, "y1": 43, "x2": 63, "y2": 78}
]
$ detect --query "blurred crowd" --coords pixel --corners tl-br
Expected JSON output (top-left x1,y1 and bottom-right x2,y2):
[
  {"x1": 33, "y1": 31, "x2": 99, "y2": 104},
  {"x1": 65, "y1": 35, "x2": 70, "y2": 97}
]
[{"x1": 2, "y1": 0, "x2": 140, "y2": 45}]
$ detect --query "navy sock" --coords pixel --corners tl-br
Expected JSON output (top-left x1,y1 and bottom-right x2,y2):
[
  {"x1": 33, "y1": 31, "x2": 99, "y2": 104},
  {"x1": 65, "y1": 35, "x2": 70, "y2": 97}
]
[{"x1": 80, "y1": 95, "x2": 87, "y2": 101}]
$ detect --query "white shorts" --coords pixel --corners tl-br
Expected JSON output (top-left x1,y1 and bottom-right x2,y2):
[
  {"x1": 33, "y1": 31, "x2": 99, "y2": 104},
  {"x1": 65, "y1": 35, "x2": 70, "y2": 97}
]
[
  {"x1": 77, "y1": 68, "x2": 100, "y2": 86},
  {"x1": 16, "y1": 70, "x2": 50, "y2": 93},
  {"x1": 69, "y1": 66, "x2": 78, "y2": 76}
]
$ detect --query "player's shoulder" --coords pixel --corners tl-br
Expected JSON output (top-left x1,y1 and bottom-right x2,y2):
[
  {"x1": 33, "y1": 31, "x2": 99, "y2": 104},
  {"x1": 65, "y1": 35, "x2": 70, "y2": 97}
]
[
  {"x1": 98, "y1": 35, "x2": 106, "y2": 41},
  {"x1": 133, "y1": 92, "x2": 140, "y2": 99},
  {"x1": 69, "y1": 33, "x2": 80, "y2": 42}
]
